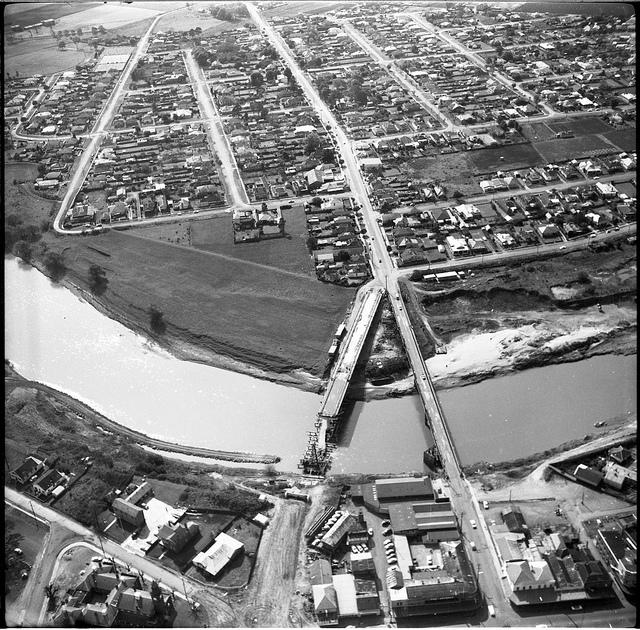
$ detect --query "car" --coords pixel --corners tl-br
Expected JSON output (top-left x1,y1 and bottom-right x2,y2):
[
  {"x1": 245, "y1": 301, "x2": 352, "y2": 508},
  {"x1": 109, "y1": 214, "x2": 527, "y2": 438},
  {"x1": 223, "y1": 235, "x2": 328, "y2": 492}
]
[
  {"x1": 570, "y1": 605, "x2": 583, "y2": 612},
  {"x1": 559, "y1": 245, "x2": 567, "y2": 250},
  {"x1": 470, "y1": 519, "x2": 477, "y2": 529}
]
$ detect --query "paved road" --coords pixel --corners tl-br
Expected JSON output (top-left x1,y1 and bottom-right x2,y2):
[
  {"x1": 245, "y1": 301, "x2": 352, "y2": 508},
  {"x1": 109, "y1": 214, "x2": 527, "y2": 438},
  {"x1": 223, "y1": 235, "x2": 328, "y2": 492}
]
[
  {"x1": 248, "y1": 0, "x2": 509, "y2": 615},
  {"x1": 183, "y1": 49, "x2": 250, "y2": 207},
  {"x1": 5, "y1": 488, "x2": 236, "y2": 622}
]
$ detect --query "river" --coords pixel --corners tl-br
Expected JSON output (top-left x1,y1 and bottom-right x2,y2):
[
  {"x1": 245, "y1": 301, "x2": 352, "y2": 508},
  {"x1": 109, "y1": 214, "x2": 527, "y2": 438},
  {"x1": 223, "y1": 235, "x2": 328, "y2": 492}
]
[
  {"x1": 438, "y1": 354, "x2": 637, "y2": 467},
  {"x1": 5, "y1": 257, "x2": 636, "y2": 475}
]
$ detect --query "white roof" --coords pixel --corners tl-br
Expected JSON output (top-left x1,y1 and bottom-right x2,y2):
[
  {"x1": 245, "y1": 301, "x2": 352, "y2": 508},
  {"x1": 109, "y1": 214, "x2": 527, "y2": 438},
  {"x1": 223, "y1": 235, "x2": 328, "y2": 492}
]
[
  {"x1": 192, "y1": 532, "x2": 243, "y2": 577},
  {"x1": 331, "y1": 573, "x2": 358, "y2": 616}
]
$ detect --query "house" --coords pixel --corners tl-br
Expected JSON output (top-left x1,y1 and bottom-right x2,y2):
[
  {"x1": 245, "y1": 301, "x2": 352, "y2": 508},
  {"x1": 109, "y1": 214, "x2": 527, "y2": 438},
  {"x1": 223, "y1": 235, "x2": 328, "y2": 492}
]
[
  {"x1": 158, "y1": 521, "x2": 199, "y2": 553},
  {"x1": 573, "y1": 464, "x2": 604, "y2": 488},
  {"x1": 192, "y1": 532, "x2": 244, "y2": 578},
  {"x1": 506, "y1": 559, "x2": 555, "y2": 591},
  {"x1": 501, "y1": 507, "x2": 528, "y2": 535},
  {"x1": 112, "y1": 497, "x2": 145, "y2": 527},
  {"x1": 609, "y1": 445, "x2": 632, "y2": 465},
  {"x1": 10, "y1": 455, "x2": 45, "y2": 485},
  {"x1": 312, "y1": 584, "x2": 339, "y2": 626},
  {"x1": 33, "y1": 468, "x2": 68, "y2": 498}
]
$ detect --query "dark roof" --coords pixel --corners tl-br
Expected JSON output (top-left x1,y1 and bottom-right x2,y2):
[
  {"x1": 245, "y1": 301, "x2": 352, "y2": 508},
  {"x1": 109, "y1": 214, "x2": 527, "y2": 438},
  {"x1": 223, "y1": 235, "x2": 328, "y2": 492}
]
[
  {"x1": 574, "y1": 465, "x2": 604, "y2": 487},
  {"x1": 374, "y1": 477, "x2": 433, "y2": 501},
  {"x1": 308, "y1": 559, "x2": 332, "y2": 586}
]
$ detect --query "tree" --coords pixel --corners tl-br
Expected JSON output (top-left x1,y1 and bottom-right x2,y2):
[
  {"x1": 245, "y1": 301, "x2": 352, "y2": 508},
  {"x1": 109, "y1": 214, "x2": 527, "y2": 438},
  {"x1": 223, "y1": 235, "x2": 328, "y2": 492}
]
[
  {"x1": 44, "y1": 251, "x2": 66, "y2": 282},
  {"x1": 12, "y1": 240, "x2": 33, "y2": 262},
  {"x1": 304, "y1": 132, "x2": 321, "y2": 156},
  {"x1": 149, "y1": 306, "x2": 166, "y2": 334},
  {"x1": 250, "y1": 71, "x2": 264, "y2": 87},
  {"x1": 88, "y1": 264, "x2": 108, "y2": 295}
]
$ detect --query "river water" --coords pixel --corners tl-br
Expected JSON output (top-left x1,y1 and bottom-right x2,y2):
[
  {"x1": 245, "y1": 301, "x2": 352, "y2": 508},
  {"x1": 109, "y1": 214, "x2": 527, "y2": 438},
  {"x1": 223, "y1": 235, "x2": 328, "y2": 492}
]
[
  {"x1": 5, "y1": 257, "x2": 636, "y2": 475},
  {"x1": 438, "y1": 354, "x2": 637, "y2": 467}
]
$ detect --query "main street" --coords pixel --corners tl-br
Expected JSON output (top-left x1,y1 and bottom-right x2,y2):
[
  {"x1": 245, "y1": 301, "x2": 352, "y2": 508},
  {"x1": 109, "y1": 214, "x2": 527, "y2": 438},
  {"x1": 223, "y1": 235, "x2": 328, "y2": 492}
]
[{"x1": 247, "y1": 0, "x2": 508, "y2": 615}]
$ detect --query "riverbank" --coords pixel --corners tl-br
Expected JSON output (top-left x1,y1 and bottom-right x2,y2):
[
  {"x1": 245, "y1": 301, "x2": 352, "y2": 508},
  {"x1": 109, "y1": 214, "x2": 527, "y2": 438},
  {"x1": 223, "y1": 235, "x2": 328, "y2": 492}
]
[
  {"x1": 5, "y1": 363, "x2": 281, "y2": 465},
  {"x1": 25, "y1": 232, "x2": 338, "y2": 394}
]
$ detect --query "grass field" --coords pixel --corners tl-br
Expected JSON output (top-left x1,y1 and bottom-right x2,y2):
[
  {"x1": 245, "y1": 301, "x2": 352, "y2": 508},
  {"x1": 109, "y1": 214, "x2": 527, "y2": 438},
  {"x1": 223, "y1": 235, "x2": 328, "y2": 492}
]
[
  {"x1": 402, "y1": 152, "x2": 479, "y2": 196},
  {"x1": 4, "y1": 2, "x2": 101, "y2": 28},
  {"x1": 138, "y1": 206, "x2": 315, "y2": 276},
  {"x1": 467, "y1": 142, "x2": 545, "y2": 173},
  {"x1": 520, "y1": 121, "x2": 555, "y2": 142},
  {"x1": 4, "y1": 37, "x2": 91, "y2": 76},
  {"x1": 153, "y1": 8, "x2": 245, "y2": 34},
  {"x1": 53, "y1": 4, "x2": 163, "y2": 31},
  {"x1": 602, "y1": 127, "x2": 637, "y2": 152},
  {"x1": 263, "y1": 1, "x2": 349, "y2": 17},
  {"x1": 42, "y1": 228, "x2": 354, "y2": 376},
  {"x1": 4, "y1": 163, "x2": 56, "y2": 225},
  {"x1": 533, "y1": 134, "x2": 617, "y2": 162},
  {"x1": 547, "y1": 117, "x2": 614, "y2": 136}
]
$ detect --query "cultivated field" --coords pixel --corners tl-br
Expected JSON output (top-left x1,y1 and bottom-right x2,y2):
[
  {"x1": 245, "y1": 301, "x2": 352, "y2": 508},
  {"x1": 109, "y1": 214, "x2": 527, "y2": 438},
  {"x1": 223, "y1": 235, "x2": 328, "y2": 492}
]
[
  {"x1": 41, "y1": 229, "x2": 354, "y2": 376},
  {"x1": 4, "y1": 37, "x2": 91, "y2": 76},
  {"x1": 533, "y1": 134, "x2": 618, "y2": 162},
  {"x1": 603, "y1": 127, "x2": 637, "y2": 152},
  {"x1": 4, "y1": 2, "x2": 101, "y2": 28},
  {"x1": 467, "y1": 142, "x2": 545, "y2": 173}
]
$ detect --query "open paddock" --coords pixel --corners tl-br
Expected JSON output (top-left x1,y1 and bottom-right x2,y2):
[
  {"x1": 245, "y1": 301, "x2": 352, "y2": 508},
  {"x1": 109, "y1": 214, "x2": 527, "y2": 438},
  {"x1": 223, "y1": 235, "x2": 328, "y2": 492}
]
[
  {"x1": 533, "y1": 135, "x2": 618, "y2": 162},
  {"x1": 547, "y1": 116, "x2": 614, "y2": 136},
  {"x1": 602, "y1": 128, "x2": 637, "y2": 153},
  {"x1": 4, "y1": 37, "x2": 91, "y2": 76},
  {"x1": 45, "y1": 229, "x2": 354, "y2": 376},
  {"x1": 402, "y1": 152, "x2": 479, "y2": 196},
  {"x1": 53, "y1": 4, "x2": 163, "y2": 32},
  {"x1": 520, "y1": 121, "x2": 556, "y2": 142},
  {"x1": 467, "y1": 142, "x2": 545, "y2": 174}
]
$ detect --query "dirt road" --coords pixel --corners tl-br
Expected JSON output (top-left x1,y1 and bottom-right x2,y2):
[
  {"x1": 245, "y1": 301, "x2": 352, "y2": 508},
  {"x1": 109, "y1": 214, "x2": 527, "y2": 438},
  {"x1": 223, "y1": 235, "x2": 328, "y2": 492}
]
[{"x1": 236, "y1": 499, "x2": 307, "y2": 627}]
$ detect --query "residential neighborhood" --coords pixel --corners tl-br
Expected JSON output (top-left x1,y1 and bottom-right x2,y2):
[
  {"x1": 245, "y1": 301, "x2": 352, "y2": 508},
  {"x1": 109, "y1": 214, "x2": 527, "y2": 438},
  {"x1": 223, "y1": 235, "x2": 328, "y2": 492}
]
[{"x1": 3, "y1": 1, "x2": 636, "y2": 629}]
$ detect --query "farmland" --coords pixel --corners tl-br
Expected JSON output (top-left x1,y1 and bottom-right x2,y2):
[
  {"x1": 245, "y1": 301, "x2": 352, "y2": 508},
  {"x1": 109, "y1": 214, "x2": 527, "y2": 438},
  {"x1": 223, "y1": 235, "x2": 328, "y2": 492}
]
[
  {"x1": 533, "y1": 134, "x2": 619, "y2": 162},
  {"x1": 4, "y1": 2, "x2": 101, "y2": 29},
  {"x1": 603, "y1": 128, "x2": 637, "y2": 153},
  {"x1": 37, "y1": 229, "x2": 354, "y2": 379}
]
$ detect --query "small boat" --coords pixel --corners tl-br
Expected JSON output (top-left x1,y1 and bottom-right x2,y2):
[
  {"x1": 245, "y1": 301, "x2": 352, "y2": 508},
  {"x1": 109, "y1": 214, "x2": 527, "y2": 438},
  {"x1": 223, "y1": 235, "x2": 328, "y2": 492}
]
[{"x1": 594, "y1": 421, "x2": 606, "y2": 428}]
